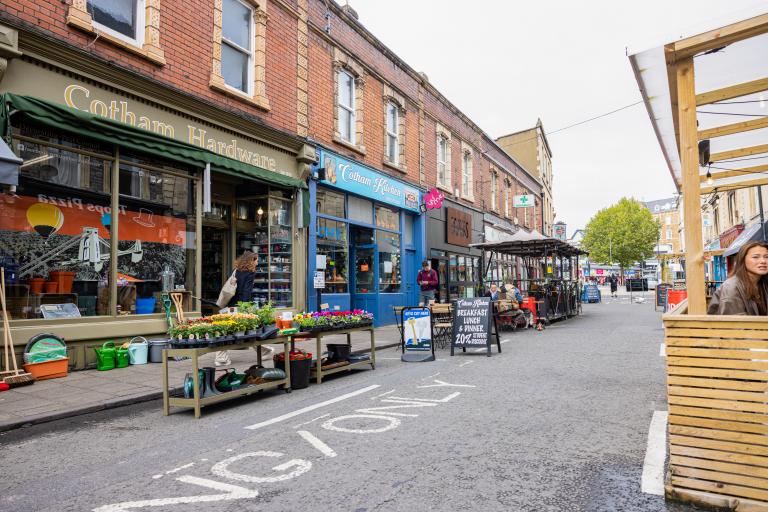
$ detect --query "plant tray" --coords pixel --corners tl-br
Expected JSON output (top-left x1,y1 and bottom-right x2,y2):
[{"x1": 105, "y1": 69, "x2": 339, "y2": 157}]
[{"x1": 23, "y1": 358, "x2": 69, "y2": 380}]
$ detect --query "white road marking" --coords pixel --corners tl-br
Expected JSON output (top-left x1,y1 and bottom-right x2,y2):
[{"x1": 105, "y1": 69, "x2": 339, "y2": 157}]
[
  {"x1": 425, "y1": 372, "x2": 441, "y2": 379},
  {"x1": 292, "y1": 413, "x2": 330, "y2": 428},
  {"x1": 321, "y1": 414, "x2": 401, "y2": 434},
  {"x1": 641, "y1": 411, "x2": 668, "y2": 496},
  {"x1": 151, "y1": 462, "x2": 195, "y2": 479},
  {"x1": 226, "y1": 449, "x2": 234, "y2": 452},
  {"x1": 418, "y1": 379, "x2": 476, "y2": 389},
  {"x1": 244, "y1": 384, "x2": 381, "y2": 430},
  {"x1": 93, "y1": 476, "x2": 259, "y2": 511},
  {"x1": 211, "y1": 452, "x2": 312, "y2": 483},
  {"x1": 388, "y1": 392, "x2": 461, "y2": 403},
  {"x1": 458, "y1": 361, "x2": 475, "y2": 367},
  {"x1": 659, "y1": 344, "x2": 666, "y2": 357},
  {"x1": 372, "y1": 389, "x2": 396, "y2": 399},
  {"x1": 297, "y1": 430, "x2": 337, "y2": 458}
]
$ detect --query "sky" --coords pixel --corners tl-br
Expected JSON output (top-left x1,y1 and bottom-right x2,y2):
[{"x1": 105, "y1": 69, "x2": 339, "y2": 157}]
[{"x1": 348, "y1": 0, "x2": 768, "y2": 234}]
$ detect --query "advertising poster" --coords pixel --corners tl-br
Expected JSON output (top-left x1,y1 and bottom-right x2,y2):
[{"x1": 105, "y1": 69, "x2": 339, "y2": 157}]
[{"x1": 403, "y1": 307, "x2": 432, "y2": 352}]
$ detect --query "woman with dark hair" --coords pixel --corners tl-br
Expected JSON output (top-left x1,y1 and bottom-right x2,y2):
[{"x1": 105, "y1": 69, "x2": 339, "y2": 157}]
[
  {"x1": 216, "y1": 252, "x2": 259, "y2": 366},
  {"x1": 708, "y1": 241, "x2": 768, "y2": 315}
]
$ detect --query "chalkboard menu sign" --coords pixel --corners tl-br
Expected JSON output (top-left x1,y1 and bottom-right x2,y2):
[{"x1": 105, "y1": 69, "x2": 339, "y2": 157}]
[
  {"x1": 451, "y1": 297, "x2": 501, "y2": 356},
  {"x1": 656, "y1": 283, "x2": 671, "y2": 311}
]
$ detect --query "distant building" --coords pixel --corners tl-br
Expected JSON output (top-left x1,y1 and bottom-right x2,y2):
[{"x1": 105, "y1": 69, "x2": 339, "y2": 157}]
[{"x1": 642, "y1": 197, "x2": 681, "y2": 254}]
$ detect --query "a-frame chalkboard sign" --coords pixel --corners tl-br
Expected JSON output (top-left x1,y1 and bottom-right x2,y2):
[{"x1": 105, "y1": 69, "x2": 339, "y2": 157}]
[{"x1": 451, "y1": 297, "x2": 501, "y2": 357}]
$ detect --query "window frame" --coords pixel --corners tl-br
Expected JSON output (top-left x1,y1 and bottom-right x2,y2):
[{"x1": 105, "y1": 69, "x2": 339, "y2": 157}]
[
  {"x1": 220, "y1": 0, "x2": 256, "y2": 96},
  {"x1": 461, "y1": 148, "x2": 473, "y2": 200},
  {"x1": 337, "y1": 69, "x2": 357, "y2": 145},
  {"x1": 88, "y1": 0, "x2": 146, "y2": 47},
  {"x1": 385, "y1": 101, "x2": 399, "y2": 166},
  {"x1": 504, "y1": 178, "x2": 511, "y2": 217},
  {"x1": 490, "y1": 170, "x2": 497, "y2": 211}
]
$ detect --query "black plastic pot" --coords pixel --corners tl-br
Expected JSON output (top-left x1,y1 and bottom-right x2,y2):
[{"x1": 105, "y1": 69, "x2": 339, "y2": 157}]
[{"x1": 275, "y1": 358, "x2": 311, "y2": 390}]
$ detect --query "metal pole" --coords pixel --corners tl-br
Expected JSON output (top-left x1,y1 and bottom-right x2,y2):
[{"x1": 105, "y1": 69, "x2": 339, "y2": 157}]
[{"x1": 759, "y1": 185, "x2": 766, "y2": 241}]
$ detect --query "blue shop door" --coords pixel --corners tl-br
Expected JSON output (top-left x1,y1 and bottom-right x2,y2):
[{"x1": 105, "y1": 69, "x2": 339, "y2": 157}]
[
  {"x1": 403, "y1": 248, "x2": 417, "y2": 306},
  {"x1": 350, "y1": 227, "x2": 378, "y2": 316}
]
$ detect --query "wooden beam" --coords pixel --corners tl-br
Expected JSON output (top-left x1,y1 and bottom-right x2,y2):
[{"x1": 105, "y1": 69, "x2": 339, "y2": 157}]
[
  {"x1": 701, "y1": 176, "x2": 768, "y2": 194},
  {"x1": 699, "y1": 164, "x2": 768, "y2": 182},
  {"x1": 676, "y1": 57, "x2": 707, "y2": 315},
  {"x1": 710, "y1": 143, "x2": 768, "y2": 162},
  {"x1": 670, "y1": 13, "x2": 768, "y2": 61},
  {"x1": 698, "y1": 116, "x2": 768, "y2": 139},
  {"x1": 696, "y1": 77, "x2": 768, "y2": 106}
]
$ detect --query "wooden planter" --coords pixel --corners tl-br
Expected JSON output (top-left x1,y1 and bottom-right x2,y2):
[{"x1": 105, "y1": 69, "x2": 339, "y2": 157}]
[{"x1": 663, "y1": 303, "x2": 768, "y2": 510}]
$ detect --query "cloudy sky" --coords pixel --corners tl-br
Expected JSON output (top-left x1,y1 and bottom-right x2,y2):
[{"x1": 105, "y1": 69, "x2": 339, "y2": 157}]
[{"x1": 349, "y1": 0, "x2": 768, "y2": 233}]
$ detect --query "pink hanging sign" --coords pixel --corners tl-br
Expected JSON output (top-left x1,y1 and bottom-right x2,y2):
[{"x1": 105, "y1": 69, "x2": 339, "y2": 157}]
[{"x1": 424, "y1": 188, "x2": 445, "y2": 210}]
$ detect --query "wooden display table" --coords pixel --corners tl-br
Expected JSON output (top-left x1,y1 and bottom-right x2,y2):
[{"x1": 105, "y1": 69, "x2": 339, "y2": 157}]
[
  {"x1": 162, "y1": 336, "x2": 293, "y2": 419},
  {"x1": 306, "y1": 326, "x2": 375, "y2": 384}
]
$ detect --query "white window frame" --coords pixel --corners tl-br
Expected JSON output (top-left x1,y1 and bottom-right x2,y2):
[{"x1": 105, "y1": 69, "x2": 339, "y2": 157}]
[
  {"x1": 221, "y1": 0, "x2": 255, "y2": 96},
  {"x1": 385, "y1": 101, "x2": 399, "y2": 166},
  {"x1": 338, "y1": 69, "x2": 356, "y2": 145},
  {"x1": 88, "y1": 0, "x2": 146, "y2": 47},
  {"x1": 666, "y1": 228, "x2": 672, "y2": 240},
  {"x1": 461, "y1": 150, "x2": 472, "y2": 199},
  {"x1": 437, "y1": 135, "x2": 448, "y2": 187},
  {"x1": 504, "y1": 179, "x2": 511, "y2": 217},
  {"x1": 490, "y1": 171, "x2": 497, "y2": 211}
]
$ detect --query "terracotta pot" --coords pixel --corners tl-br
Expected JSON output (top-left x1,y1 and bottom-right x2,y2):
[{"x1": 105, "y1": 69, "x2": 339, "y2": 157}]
[
  {"x1": 28, "y1": 277, "x2": 45, "y2": 294},
  {"x1": 44, "y1": 281, "x2": 58, "y2": 293},
  {"x1": 50, "y1": 271, "x2": 76, "y2": 293}
]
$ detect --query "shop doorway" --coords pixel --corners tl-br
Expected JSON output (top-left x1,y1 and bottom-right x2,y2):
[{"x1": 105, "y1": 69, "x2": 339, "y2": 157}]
[
  {"x1": 201, "y1": 226, "x2": 229, "y2": 315},
  {"x1": 430, "y1": 253, "x2": 448, "y2": 303},
  {"x1": 403, "y1": 248, "x2": 417, "y2": 305},
  {"x1": 350, "y1": 226, "x2": 376, "y2": 313}
]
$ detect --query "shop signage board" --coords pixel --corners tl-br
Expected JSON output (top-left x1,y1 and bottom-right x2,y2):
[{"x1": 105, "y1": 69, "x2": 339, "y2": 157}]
[
  {"x1": 318, "y1": 150, "x2": 421, "y2": 212},
  {"x1": 313, "y1": 271, "x2": 325, "y2": 289},
  {"x1": 423, "y1": 188, "x2": 445, "y2": 210},
  {"x1": 400, "y1": 307, "x2": 435, "y2": 362},
  {"x1": 446, "y1": 207, "x2": 472, "y2": 247},
  {"x1": 451, "y1": 297, "x2": 501, "y2": 357},
  {"x1": 656, "y1": 283, "x2": 671, "y2": 311},
  {"x1": 40, "y1": 303, "x2": 81, "y2": 319},
  {"x1": 513, "y1": 194, "x2": 535, "y2": 208}
]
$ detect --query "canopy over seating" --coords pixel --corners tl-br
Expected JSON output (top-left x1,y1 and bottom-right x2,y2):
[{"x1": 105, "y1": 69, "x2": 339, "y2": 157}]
[{"x1": 472, "y1": 236, "x2": 588, "y2": 258}]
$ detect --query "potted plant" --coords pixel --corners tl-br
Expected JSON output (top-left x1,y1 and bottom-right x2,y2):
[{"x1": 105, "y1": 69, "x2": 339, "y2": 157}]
[
  {"x1": 242, "y1": 313, "x2": 261, "y2": 335},
  {"x1": 257, "y1": 302, "x2": 276, "y2": 333}
]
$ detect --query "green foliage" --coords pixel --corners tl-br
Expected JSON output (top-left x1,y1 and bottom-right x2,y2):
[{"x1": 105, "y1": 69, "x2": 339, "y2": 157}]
[{"x1": 582, "y1": 198, "x2": 660, "y2": 269}]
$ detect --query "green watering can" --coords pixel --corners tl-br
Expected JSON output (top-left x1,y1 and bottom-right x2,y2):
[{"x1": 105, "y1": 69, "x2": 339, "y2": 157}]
[
  {"x1": 94, "y1": 341, "x2": 116, "y2": 371},
  {"x1": 115, "y1": 343, "x2": 130, "y2": 369}
]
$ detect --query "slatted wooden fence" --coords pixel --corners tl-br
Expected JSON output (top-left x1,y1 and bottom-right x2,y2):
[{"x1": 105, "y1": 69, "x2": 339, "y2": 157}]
[{"x1": 663, "y1": 310, "x2": 768, "y2": 510}]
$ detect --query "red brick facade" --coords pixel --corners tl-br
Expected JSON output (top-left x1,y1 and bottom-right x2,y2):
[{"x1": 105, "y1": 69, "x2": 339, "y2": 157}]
[{"x1": 0, "y1": 0, "x2": 543, "y2": 230}]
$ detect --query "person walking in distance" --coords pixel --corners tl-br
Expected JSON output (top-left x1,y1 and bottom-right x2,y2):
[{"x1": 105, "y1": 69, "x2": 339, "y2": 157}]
[
  {"x1": 417, "y1": 260, "x2": 438, "y2": 305},
  {"x1": 609, "y1": 273, "x2": 618, "y2": 298}
]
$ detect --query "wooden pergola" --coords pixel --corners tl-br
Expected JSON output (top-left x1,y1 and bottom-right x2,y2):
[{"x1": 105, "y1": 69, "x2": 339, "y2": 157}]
[{"x1": 630, "y1": 11, "x2": 768, "y2": 510}]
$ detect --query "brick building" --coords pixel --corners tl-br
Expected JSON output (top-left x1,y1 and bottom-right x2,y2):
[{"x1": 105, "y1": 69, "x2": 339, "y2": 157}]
[{"x1": 0, "y1": 0, "x2": 541, "y2": 347}]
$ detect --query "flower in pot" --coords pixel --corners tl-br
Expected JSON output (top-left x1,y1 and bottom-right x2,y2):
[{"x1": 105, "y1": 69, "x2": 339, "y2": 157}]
[{"x1": 257, "y1": 302, "x2": 276, "y2": 332}]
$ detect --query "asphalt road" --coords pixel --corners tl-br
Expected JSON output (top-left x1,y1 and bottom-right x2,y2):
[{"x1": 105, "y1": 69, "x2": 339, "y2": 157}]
[{"x1": 1, "y1": 296, "x2": 695, "y2": 512}]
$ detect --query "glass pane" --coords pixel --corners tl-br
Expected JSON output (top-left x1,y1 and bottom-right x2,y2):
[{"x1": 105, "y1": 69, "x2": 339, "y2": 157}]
[
  {"x1": 118, "y1": 159, "x2": 196, "y2": 314},
  {"x1": 448, "y1": 254, "x2": 457, "y2": 281},
  {"x1": 3, "y1": 147, "x2": 112, "y2": 318},
  {"x1": 269, "y1": 197, "x2": 292, "y2": 307},
  {"x1": 375, "y1": 205, "x2": 399, "y2": 231},
  {"x1": 222, "y1": 0, "x2": 251, "y2": 49},
  {"x1": 17, "y1": 138, "x2": 111, "y2": 195},
  {"x1": 338, "y1": 107, "x2": 352, "y2": 142},
  {"x1": 317, "y1": 187, "x2": 345, "y2": 218},
  {"x1": 317, "y1": 219, "x2": 347, "y2": 293},
  {"x1": 338, "y1": 71, "x2": 353, "y2": 108},
  {"x1": 403, "y1": 214, "x2": 414, "y2": 245},
  {"x1": 378, "y1": 231, "x2": 400, "y2": 292},
  {"x1": 88, "y1": 0, "x2": 136, "y2": 39},
  {"x1": 387, "y1": 134, "x2": 398, "y2": 163},
  {"x1": 348, "y1": 196, "x2": 373, "y2": 225},
  {"x1": 222, "y1": 43, "x2": 249, "y2": 93},
  {"x1": 354, "y1": 246, "x2": 374, "y2": 294},
  {"x1": 387, "y1": 103, "x2": 398, "y2": 133}
]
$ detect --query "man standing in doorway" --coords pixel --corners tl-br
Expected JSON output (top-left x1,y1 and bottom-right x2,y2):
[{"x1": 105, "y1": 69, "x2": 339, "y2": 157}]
[{"x1": 417, "y1": 260, "x2": 438, "y2": 305}]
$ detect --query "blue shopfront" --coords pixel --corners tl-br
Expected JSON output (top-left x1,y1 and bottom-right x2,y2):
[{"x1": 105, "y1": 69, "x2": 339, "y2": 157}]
[{"x1": 307, "y1": 149, "x2": 425, "y2": 325}]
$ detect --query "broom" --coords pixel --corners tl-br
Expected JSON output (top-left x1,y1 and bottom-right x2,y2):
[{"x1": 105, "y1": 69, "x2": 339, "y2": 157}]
[{"x1": 0, "y1": 268, "x2": 34, "y2": 387}]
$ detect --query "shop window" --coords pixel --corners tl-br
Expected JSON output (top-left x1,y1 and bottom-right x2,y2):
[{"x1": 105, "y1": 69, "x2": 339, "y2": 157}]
[
  {"x1": 118, "y1": 154, "x2": 196, "y2": 314},
  {"x1": 3, "y1": 128, "x2": 114, "y2": 318},
  {"x1": 375, "y1": 205, "x2": 399, "y2": 231},
  {"x1": 377, "y1": 231, "x2": 400, "y2": 293},
  {"x1": 348, "y1": 196, "x2": 373, "y2": 225},
  {"x1": 436, "y1": 123, "x2": 451, "y2": 190},
  {"x1": 67, "y1": 0, "x2": 164, "y2": 65},
  {"x1": 317, "y1": 218, "x2": 348, "y2": 293},
  {"x1": 317, "y1": 187, "x2": 345, "y2": 218},
  {"x1": 210, "y1": 0, "x2": 269, "y2": 109}
]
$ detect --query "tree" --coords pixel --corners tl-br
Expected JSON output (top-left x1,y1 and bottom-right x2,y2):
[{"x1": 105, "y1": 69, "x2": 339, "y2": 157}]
[{"x1": 582, "y1": 198, "x2": 660, "y2": 273}]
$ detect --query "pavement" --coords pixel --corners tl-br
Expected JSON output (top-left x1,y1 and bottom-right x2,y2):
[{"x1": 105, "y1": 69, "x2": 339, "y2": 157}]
[
  {"x1": 0, "y1": 324, "x2": 403, "y2": 432},
  {"x1": 0, "y1": 296, "x2": 692, "y2": 512}
]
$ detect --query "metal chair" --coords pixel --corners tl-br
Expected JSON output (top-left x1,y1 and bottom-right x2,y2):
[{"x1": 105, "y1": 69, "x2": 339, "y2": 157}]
[{"x1": 431, "y1": 303, "x2": 453, "y2": 349}]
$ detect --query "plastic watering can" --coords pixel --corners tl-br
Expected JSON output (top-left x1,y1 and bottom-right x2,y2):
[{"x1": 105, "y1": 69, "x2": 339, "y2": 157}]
[
  {"x1": 94, "y1": 341, "x2": 116, "y2": 371},
  {"x1": 128, "y1": 336, "x2": 149, "y2": 365},
  {"x1": 115, "y1": 343, "x2": 130, "y2": 368}
]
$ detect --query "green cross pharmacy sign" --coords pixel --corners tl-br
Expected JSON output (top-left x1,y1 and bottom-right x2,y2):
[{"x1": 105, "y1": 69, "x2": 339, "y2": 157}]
[{"x1": 513, "y1": 194, "x2": 536, "y2": 208}]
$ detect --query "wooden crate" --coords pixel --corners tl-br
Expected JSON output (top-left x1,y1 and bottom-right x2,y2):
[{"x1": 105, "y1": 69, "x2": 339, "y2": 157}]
[{"x1": 663, "y1": 309, "x2": 768, "y2": 510}]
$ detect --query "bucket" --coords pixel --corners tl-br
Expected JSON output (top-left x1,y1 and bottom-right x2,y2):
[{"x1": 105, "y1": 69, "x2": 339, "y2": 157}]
[
  {"x1": 667, "y1": 290, "x2": 688, "y2": 312},
  {"x1": 326, "y1": 343, "x2": 351, "y2": 362},
  {"x1": 135, "y1": 297, "x2": 157, "y2": 314},
  {"x1": 28, "y1": 277, "x2": 45, "y2": 294},
  {"x1": 128, "y1": 336, "x2": 149, "y2": 365},
  {"x1": 115, "y1": 344, "x2": 130, "y2": 368},
  {"x1": 44, "y1": 281, "x2": 58, "y2": 293},
  {"x1": 50, "y1": 271, "x2": 76, "y2": 293},
  {"x1": 275, "y1": 358, "x2": 311, "y2": 390},
  {"x1": 94, "y1": 341, "x2": 116, "y2": 371},
  {"x1": 23, "y1": 358, "x2": 69, "y2": 380},
  {"x1": 148, "y1": 339, "x2": 169, "y2": 363}
]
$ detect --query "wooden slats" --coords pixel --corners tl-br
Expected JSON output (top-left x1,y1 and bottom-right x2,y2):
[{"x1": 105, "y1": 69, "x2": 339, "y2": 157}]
[
  {"x1": 698, "y1": 116, "x2": 768, "y2": 140},
  {"x1": 663, "y1": 314, "x2": 768, "y2": 505},
  {"x1": 696, "y1": 77, "x2": 768, "y2": 106},
  {"x1": 699, "y1": 164, "x2": 768, "y2": 183},
  {"x1": 710, "y1": 143, "x2": 768, "y2": 162}
]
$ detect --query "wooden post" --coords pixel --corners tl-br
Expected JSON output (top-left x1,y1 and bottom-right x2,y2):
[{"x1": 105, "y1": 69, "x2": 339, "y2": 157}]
[{"x1": 676, "y1": 57, "x2": 706, "y2": 314}]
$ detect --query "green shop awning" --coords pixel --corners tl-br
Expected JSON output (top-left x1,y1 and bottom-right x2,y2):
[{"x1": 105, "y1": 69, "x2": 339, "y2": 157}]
[{"x1": 0, "y1": 93, "x2": 306, "y2": 190}]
